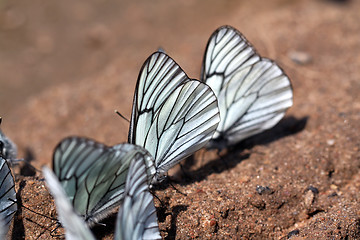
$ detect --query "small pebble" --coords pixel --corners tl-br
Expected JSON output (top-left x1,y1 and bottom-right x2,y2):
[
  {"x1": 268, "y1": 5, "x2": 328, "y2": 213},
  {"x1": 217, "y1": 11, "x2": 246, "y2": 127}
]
[
  {"x1": 256, "y1": 185, "x2": 273, "y2": 195},
  {"x1": 304, "y1": 190, "x2": 315, "y2": 208},
  {"x1": 307, "y1": 186, "x2": 319, "y2": 194},
  {"x1": 328, "y1": 192, "x2": 338, "y2": 197},
  {"x1": 326, "y1": 139, "x2": 335, "y2": 146},
  {"x1": 288, "y1": 50, "x2": 312, "y2": 65},
  {"x1": 287, "y1": 229, "x2": 300, "y2": 238}
]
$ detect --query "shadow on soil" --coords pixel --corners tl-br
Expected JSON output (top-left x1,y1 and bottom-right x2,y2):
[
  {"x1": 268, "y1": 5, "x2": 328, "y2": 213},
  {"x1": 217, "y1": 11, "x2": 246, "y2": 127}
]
[
  {"x1": 151, "y1": 116, "x2": 307, "y2": 239},
  {"x1": 177, "y1": 115, "x2": 308, "y2": 185},
  {"x1": 11, "y1": 180, "x2": 26, "y2": 239}
]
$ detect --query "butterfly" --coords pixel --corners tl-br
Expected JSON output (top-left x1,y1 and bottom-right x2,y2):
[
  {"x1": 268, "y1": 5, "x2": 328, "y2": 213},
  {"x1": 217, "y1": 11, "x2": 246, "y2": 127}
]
[
  {"x1": 44, "y1": 146, "x2": 160, "y2": 240},
  {"x1": 201, "y1": 26, "x2": 293, "y2": 149},
  {"x1": 52, "y1": 137, "x2": 155, "y2": 226},
  {"x1": 0, "y1": 118, "x2": 18, "y2": 165},
  {"x1": 0, "y1": 157, "x2": 17, "y2": 235},
  {"x1": 128, "y1": 51, "x2": 220, "y2": 184}
]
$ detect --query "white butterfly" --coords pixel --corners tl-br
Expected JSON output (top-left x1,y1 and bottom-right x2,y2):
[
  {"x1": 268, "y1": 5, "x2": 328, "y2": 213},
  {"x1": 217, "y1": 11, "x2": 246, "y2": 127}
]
[
  {"x1": 201, "y1": 26, "x2": 293, "y2": 149},
  {"x1": 128, "y1": 51, "x2": 220, "y2": 184},
  {"x1": 0, "y1": 157, "x2": 17, "y2": 235},
  {"x1": 52, "y1": 137, "x2": 155, "y2": 226},
  {"x1": 44, "y1": 147, "x2": 160, "y2": 240}
]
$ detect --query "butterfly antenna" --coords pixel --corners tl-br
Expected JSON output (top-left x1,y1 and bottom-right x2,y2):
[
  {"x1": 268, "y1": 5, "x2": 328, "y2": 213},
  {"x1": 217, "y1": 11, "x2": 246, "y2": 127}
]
[
  {"x1": 19, "y1": 203, "x2": 59, "y2": 221},
  {"x1": 11, "y1": 196, "x2": 58, "y2": 222},
  {"x1": 167, "y1": 175, "x2": 187, "y2": 196},
  {"x1": 169, "y1": 181, "x2": 187, "y2": 196},
  {"x1": 24, "y1": 207, "x2": 62, "y2": 239},
  {"x1": 10, "y1": 196, "x2": 60, "y2": 239},
  {"x1": 115, "y1": 110, "x2": 130, "y2": 123},
  {"x1": 24, "y1": 217, "x2": 62, "y2": 239},
  {"x1": 151, "y1": 192, "x2": 165, "y2": 207}
]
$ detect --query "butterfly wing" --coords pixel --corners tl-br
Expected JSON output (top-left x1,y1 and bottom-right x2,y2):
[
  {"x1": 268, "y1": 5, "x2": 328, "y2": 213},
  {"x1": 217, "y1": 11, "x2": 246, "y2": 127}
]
[
  {"x1": 114, "y1": 156, "x2": 160, "y2": 240},
  {"x1": 53, "y1": 137, "x2": 155, "y2": 225},
  {"x1": 129, "y1": 52, "x2": 220, "y2": 182},
  {"x1": 0, "y1": 157, "x2": 17, "y2": 232},
  {"x1": 129, "y1": 52, "x2": 190, "y2": 145},
  {"x1": 43, "y1": 167, "x2": 96, "y2": 240},
  {"x1": 88, "y1": 143, "x2": 155, "y2": 225},
  {"x1": 201, "y1": 26, "x2": 293, "y2": 148}
]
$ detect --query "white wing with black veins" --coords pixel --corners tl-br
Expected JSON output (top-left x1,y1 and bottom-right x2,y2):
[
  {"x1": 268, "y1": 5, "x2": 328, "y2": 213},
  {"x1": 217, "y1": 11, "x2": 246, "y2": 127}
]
[
  {"x1": 201, "y1": 26, "x2": 293, "y2": 148},
  {"x1": 53, "y1": 137, "x2": 155, "y2": 226},
  {"x1": 129, "y1": 52, "x2": 220, "y2": 183}
]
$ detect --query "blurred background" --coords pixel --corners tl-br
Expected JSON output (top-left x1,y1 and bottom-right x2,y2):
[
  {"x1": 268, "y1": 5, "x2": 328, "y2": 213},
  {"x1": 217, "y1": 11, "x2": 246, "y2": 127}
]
[
  {"x1": 0, "y1": 0, "x2": 245, "y2": 115},
  {"x1": 0, "y1": 0, "x2": 358, "y2": 167}
]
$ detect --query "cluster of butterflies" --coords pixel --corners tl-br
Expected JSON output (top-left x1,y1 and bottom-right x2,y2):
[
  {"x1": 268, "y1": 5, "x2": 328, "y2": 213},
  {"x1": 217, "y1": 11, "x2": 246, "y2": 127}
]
[{"x1": 0, "y1": 25, "x2": 293, "y2": 239}]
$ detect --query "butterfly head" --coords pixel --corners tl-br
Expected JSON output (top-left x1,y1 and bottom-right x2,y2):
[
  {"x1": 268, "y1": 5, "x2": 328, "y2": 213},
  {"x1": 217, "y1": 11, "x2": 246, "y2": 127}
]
[
  {"x1": 150, "y1": 168, "x2": 167, "y2": 186},
  {"x1": 0, "y1": 131, "x2": 17, "y2": 161}
]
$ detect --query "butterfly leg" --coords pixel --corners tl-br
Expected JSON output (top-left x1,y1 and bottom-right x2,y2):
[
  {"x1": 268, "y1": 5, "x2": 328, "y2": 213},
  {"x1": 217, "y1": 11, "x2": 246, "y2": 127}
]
[{"x1": 166, "y1": 174, "x2": 187, "y2": 196}]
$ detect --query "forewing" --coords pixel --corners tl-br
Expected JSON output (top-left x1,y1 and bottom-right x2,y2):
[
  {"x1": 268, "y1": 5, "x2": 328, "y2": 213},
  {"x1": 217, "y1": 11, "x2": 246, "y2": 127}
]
[
  {"x1": 53, "y1": 137, "x2": 107, "y2": 201},
  {"x1": 0, "y1": 157, "x2": 17, "y2": 231},
  {"x1": 202, "y1": 26, "x2": 293, "y2": 146},
  {"x1": 115, "y1": 156, "x2": 160, "y2": 240},
  {"x1": 43, "y1": 167, "x2": 96, "y2": 240},
  {"x1": 129, "y1": 52, "x2": 190, "y2": 145},
  {"x1": 201, "y1": 26, "x2": 260, "y2": 97}
]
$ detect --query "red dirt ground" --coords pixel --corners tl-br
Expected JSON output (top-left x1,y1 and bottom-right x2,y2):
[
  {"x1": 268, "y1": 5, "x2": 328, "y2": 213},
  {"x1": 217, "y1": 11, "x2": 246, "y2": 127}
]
[{"x1": 1, "y1": 0, "x2": 360, "y2": 239}]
